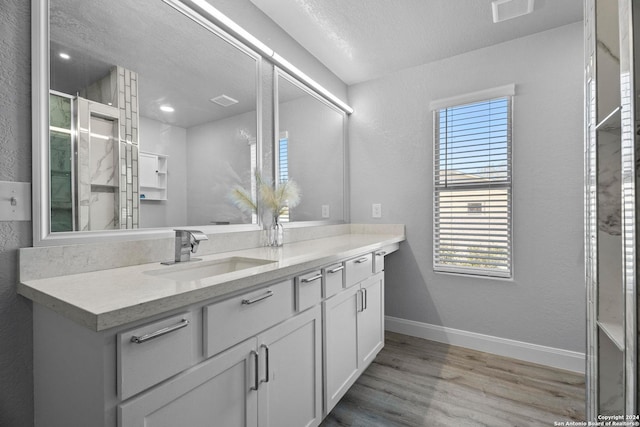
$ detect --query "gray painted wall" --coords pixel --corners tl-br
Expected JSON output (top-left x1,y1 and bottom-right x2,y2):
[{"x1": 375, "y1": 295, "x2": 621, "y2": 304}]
[
  {"x1": 0, "y1": 1, "x2": 347, "y2": 425},
  {"x1": 349, "y1": 23, "x2": 585, "y2": 353},
  {"x1": 0, "y1": 1, "x2": 34, "y2": 426}
]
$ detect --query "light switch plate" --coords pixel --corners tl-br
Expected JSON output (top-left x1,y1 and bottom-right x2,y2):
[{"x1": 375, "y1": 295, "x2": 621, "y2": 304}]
[
  {"x1": 0, "y1": 181, "x2": 31, "y2": 221},
  {"x1": 321, "y1": 204, "x2": 330, "y2": 218}
]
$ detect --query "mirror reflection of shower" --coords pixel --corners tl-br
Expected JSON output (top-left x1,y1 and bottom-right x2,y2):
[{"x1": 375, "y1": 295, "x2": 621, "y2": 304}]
[
  {"x1": 49, "y1": 65, "x2": 140, "y2": 232},
  {"x1": 48, "y1": 0, "x2": 260, "y2": 232}
]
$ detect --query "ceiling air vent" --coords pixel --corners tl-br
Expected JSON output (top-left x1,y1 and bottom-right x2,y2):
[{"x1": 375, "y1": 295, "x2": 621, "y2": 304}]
[
  {"x1": 210, "y1": 94, "x2": 239, "y2": 107},
  {"x1": 491, "y1": 0, "x2": 534, "y2": 23}
]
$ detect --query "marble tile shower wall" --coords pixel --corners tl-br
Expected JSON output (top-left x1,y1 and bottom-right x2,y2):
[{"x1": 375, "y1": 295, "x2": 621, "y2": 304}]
[
  {"x1": 76, "y1": 96, "x2": 93, "y2": 230},
  {"x1": 81, "y1": 66, "x2": 140, "y2": 230},
  {"x1": 118, "y1": 66, "x2": 140, "y2": 229}
]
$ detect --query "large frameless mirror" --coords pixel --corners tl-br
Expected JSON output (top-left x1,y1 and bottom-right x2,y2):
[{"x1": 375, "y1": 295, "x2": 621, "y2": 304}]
[
  {"x1": 34, "y1": 0, "x2": 261, "y2": 244},
  {"x1": 275, "y1": 69, "x2": 347, "y2": 223}
]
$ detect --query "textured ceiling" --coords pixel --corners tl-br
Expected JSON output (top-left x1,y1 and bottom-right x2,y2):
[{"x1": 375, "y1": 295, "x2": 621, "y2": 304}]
[
  {"x1": 249, "y1": 0, "x2": 583, "y2": 85},
  {"x1": 50, "y1": 0, "x2": 258, "y2": 129}
]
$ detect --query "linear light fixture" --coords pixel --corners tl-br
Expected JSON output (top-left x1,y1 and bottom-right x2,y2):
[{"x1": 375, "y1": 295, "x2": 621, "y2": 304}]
[
  {"x1": 185, "y1": 0, "x2": 353, "y2": 115},
  {"x1": 271, "y1": 52, "x2": 354, "y2": 114}
]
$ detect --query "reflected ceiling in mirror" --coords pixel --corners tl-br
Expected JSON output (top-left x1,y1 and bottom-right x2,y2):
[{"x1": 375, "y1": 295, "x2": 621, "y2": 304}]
[
  {"x1": 276, "y1": 70, "x2": 346, "y2": 223},
  {"x1": 48, "y1": 0, "x2": 260, "y2": 233}
]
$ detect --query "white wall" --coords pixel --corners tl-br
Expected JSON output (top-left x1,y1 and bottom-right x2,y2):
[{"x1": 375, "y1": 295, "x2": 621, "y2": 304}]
[
  {"x1": 279, "y1": 94, "x2": 345, "y2": 221},
  {"x1": 348, "y1": 23, "x2": 585, "y2": 353},
  {"x1": 138, "y1": 117, "x2": 189, "y2": 228},
  {"x1": 187, "y1": 110, "x2": 257, "y2": 225}
]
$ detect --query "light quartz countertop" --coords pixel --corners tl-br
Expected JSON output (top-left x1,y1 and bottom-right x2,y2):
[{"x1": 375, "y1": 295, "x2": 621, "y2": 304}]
[{"x1": 18, "y1": 232, "x2": 404, "y2": 332}]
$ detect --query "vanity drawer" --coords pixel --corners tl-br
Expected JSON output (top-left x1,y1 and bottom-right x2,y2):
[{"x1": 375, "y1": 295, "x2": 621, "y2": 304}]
[
  {"x1": 323, "y1": 262, "x2": 345, "y2": 298},
  {"x1": 345, "y1": 254, "x2": 373, "y2": 287},
  {"x1": 296, "y1": 269, "x2": 323, "y2": 312},
  {"x1": 373, "y1": 243, "x2": 400, "y2": 273},
  {"x1": 118, "y1": 312, "x2": 193, "y2": 400},
  {"x1": 374, "y1": 250, "x2": 386, "y2": 273},
  {"x1": 203, "y1": 280, "x2": 294, "y2": 358}
]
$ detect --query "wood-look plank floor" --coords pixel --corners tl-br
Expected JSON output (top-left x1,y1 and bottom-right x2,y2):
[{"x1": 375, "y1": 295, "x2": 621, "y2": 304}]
[{"x1": 321, "y1": 332, "x2": 585, "y2": 427}]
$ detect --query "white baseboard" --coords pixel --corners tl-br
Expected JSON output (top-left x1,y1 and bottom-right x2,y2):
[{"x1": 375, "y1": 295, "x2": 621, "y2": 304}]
[{"x1": 385, "y1": 316, "x2": 585, "y2": 374}]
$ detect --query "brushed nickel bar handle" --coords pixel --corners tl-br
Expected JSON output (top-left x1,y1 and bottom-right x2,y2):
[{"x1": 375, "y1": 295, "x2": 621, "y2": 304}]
[
  {"x1": 363, "y1": 287, "x2": 368, "y2": 311},
  {"x1": 328, "y1": 265, "x2": 344, "y2": 274},
  {"x1": 375, "y1": 251, "x2": 387, "y2": 257},
  {"x1": 242, "y1": 290, "x2": 274, "y2": 305},
  {"x1": 130, "y1": 319, "x2": 189, "y2": 344},
  {"x1": 261, "y1": 344, "x2": 270, "y2": 384},
  {"x1": 357, "y1": 289, "x2": 364, "y2": 313},
  {"x1": 250, "y1": 350, "x2": 259, "y2": 391},
  {"x1": 355, "y1": 257, "x2": 369, "y2": 264},
  {"x1": 301, "y1": 274, "x2": 322, "y2": 283}
]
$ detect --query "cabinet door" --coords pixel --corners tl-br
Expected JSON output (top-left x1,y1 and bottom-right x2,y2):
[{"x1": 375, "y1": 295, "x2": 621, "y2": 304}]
[
  {"x1": 119, "y1": 338, "x2": 258, "y2": 427},
  {"x1": 139, "y1": 153, "x2": 159, "y2": 188},
  {"x1": 323, "y1": 285, "x2": 360, "y2": 414},
  {"x1": 358, "y1": 273, "x2": 385, "y2": 368},
  {"x1": 257, "y1": 305, "x2": 322, "y2": 427}
]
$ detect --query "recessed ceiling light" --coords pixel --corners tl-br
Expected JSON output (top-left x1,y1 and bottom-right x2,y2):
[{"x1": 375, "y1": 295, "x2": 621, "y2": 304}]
[
  {"x1": 492, "y1": 0, "x2": 534, "y2": 23},
  {"x1": 59, "y1": 52, "x2": 71, "y2": 60},
  {"x1": 210, "y1": 95, "x2": 239, "y2": 107},
  {"x1": 160, "y1": 105, "x2": 175, "y2": 113}
]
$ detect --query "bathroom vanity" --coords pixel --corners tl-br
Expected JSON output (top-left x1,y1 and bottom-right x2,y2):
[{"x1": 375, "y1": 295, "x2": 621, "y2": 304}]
[
  {"x1": 18, "y1": 227, "x2": 404, "y2": 427},
  {"x1": 23, "y1": 0, "x2": 403, "y2": 424}
]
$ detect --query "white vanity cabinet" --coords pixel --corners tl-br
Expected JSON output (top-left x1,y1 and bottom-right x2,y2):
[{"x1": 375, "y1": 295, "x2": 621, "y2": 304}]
[
  {"x1": 357, "y1": 273, "x2": 385, "y2": 368},
  {"x1": 257, "y1": 305, "x2": 323, "y2": 427},
  {"x1": 120, "y1": 305, "x2": 322, "y2": 427},
  {"x1": 119, "y1": 337, "x2": 259, "y2": 427},
  {"x1": 323, "y1": 253, "x2": 386, "y2": 414},
  {"x1": 324, "y1": 285, "x2": 360, "y2": 412},
  {"x1": 29, "y1": 244, "x2": 398, "y2": 427}
]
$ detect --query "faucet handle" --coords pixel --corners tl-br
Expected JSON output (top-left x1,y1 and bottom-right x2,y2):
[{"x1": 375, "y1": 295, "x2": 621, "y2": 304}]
[
  {"x1": 174, "y1": 229, "x2": 208, "y2": 254},
  {"x1": 185, "y1": 230, "x2": 208, "y2": 242},
  {"x1": 189, "y1": 230, "x2": 208, "y2": 254}
]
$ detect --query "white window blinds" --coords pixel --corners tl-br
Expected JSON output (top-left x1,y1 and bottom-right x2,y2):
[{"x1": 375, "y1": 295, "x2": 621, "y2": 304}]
[
  {"x1": 433, "y1": 96, "x2": 512, "y2": 278},
  {"x1": 278, "y1": 133, "x2": 290, "y2": 222}
]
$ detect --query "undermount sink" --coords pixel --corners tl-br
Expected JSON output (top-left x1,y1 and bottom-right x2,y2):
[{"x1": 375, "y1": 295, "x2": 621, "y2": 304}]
[{"x1": 145, "y1": 257, "x2": 276, "y2": 281}]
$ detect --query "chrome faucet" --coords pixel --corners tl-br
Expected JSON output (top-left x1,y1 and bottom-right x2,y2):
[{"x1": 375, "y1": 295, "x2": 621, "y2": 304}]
[{"x1": 167, "y1": 229, "x2": 208, "y2": 264}]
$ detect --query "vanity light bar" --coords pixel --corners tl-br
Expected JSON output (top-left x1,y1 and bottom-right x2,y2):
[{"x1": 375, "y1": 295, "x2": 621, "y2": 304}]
[
  {"x1": 186, "y1": 0, "x2": 354, "y2": 115},
  {"x1": 189, "y1": 0, "x2": 274, "y2": 58},
  {"x1": 271, "y1": 52, "x2": 354, "y2": 115}
]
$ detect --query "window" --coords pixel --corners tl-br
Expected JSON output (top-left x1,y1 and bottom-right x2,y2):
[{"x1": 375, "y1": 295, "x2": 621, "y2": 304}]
[
  {"x1": 433, "y1": 88, "x2": 513, "y2": 277},
  {"x1": 249, "y1": 139, "x2": 257, "y2": 224},
  {"x1": 277, "y1": 132, "x2": 290, "y2": 222}
]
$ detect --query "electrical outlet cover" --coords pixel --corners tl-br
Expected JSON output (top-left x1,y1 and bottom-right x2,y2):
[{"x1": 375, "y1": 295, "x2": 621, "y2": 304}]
[{"x1": 372, "y1": 203, "x2": 382, "y2": 218}]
